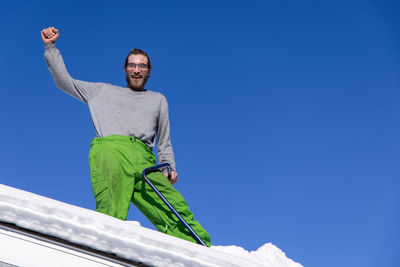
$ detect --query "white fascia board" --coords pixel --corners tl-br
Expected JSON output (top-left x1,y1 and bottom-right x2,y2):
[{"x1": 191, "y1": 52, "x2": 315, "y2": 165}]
[{"x1": 0, "y1": 226, "x2": 128, "y2": 267}]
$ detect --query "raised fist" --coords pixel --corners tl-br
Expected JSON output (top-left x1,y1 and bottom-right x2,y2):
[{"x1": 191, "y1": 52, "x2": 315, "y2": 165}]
[{"x1": 41, "y1": 27, "x2": 59, "y2": 44}]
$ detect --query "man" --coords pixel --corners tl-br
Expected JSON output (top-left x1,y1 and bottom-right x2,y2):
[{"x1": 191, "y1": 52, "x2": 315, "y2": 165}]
[{"x1": 41, "y1": 27, "x2": 211, "y2": 246}]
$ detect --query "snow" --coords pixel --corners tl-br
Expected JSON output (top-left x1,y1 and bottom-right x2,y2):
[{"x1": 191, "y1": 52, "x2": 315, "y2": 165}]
[{"x1": 0, "y1": 184, "x2": 303, "y2": 267}]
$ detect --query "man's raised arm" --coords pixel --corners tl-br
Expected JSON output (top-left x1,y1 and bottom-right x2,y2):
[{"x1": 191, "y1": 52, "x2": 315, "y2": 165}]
[{"x1": 41, "y1": 27, "x2": 101, "y2": 103}]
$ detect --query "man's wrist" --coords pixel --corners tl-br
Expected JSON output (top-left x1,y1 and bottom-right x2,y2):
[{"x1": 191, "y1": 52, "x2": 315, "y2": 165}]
[{"x1": 44, "y1": 42, "x2": 56, "y2": 50}]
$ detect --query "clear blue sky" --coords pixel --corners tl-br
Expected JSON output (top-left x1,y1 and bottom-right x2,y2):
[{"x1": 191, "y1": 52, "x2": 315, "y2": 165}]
[{"x1": 0, "y1": 1, "x2": 399, "y2": 266}]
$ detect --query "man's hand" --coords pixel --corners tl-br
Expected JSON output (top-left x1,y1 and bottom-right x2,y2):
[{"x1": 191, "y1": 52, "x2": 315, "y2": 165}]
[
  {"x1": 41, "y1": 27, "x2": 59, "y2": 44},
  {"x1": 164, "y1": 170, "x2": 178, "y2": 185}
]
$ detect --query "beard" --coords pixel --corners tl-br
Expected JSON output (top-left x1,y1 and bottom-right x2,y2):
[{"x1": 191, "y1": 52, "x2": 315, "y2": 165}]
[{"x1": 126, "y1": 73, "x2": 149, "y2": 91}]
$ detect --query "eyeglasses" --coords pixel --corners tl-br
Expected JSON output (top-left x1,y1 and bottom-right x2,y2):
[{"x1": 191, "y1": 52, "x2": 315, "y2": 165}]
[{"x1": 126, "y1": 63, "x2": 149, "y2": 70}]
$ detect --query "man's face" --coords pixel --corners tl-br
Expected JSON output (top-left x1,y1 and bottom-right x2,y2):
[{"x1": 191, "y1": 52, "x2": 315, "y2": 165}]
[{"x1": 125, "y1": 54, "x2": 151, "y2": 91}]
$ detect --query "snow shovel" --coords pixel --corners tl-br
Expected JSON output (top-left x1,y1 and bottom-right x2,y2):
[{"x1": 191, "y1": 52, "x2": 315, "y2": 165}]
[{"x1": 142, "y1": 163, "x2": 207, "y2": 246}]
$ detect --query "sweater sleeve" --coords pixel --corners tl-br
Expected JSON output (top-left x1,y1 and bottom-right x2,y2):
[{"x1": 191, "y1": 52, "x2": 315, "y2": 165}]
[
  {"x1": 44, "y1": 43, "x2": 101, "y2": 103},
  {"x1": 156, "y1": 96, "x2": 176, "y2": 171}
]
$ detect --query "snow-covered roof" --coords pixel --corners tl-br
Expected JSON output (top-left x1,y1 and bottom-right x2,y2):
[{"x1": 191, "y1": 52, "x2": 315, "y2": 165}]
[{"x1": 0, "y1": 184, "x2": 302, "y2": 267}]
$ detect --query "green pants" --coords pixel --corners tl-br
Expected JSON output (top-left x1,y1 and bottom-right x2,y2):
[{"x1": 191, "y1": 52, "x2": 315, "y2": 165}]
[{"x1": 88, "y1": 135, "x2": 211, "y2": 246}]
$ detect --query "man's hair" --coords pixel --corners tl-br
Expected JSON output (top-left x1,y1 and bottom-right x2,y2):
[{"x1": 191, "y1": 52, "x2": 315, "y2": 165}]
[{"x1": 124, "y1": 48, "x2": 152, "y2": 69}]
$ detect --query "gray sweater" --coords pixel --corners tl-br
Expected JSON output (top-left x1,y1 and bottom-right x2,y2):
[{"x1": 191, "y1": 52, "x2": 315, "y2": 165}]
[{"x1": 44, "y1": 43, "x2": 175, "y2": 170}]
